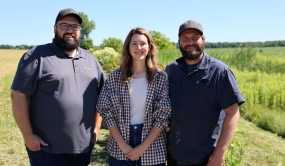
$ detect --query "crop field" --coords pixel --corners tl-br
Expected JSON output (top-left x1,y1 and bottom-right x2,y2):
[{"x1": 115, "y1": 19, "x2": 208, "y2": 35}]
[{"x1": 1, "y1": 47, "x2": 285, "y2": 165}]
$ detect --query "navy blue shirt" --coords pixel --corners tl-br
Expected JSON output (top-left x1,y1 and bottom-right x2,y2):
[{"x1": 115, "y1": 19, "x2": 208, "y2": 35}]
[
  {"x1": 165, "y1": 52, "x2": 244, "y2": 165},
  {"x1": 12, "y1": 41, "x2": 106, "y2": 154}
]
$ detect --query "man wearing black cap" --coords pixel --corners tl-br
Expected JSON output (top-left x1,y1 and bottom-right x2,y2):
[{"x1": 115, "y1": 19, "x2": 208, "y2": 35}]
[
  {"x1": 165, "y1": 20, "x2": 245, "y2": 166},
  {"x1": 10, "y1": 8, "x2": 106, "y2": 165}
]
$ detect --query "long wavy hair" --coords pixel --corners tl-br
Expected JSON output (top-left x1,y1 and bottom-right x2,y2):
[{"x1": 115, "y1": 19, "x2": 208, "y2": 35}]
[{"x1": 120, "y1": 28, "x2": 161, "y2": 84}]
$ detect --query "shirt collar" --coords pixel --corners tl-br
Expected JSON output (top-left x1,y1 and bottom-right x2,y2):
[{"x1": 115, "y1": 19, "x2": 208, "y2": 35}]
[{"x1": 197, "y1": 52, "x2": 209, "y2": 70}]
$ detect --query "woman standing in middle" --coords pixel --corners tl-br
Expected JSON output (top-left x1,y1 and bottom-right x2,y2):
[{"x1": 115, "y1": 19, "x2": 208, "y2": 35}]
[{"x1": 96, "y1": 28, "x2": 171, "y2": 166}]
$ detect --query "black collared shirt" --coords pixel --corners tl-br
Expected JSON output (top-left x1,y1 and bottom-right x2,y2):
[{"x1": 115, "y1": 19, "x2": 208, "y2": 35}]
[
  {"x1": 165, "y1": 52, "x2": 245, "y2": 165},
  {"x1": 12, "y1": 40, "x2": 106, "y2": 154}
]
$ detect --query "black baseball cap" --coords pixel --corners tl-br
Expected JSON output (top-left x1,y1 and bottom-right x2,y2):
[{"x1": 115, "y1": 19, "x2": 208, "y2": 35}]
[
  {"x1": 178, "y1": 20, "x2": 203, "y2": 36},
  {"x1": 55, "y1": 8, "x2": 82, "y2": 25}
]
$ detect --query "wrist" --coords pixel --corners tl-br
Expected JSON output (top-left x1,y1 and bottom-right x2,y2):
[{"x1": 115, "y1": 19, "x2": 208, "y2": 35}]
[
  {"x1": 213, "y1": 146, "x2": 227, "y2": 155},
  {"x1": 140, "y1": 142, "x2": 150, "y2": 151},
  {"x1": 22, "y1": 131, "x2": 34, "y2": 137},
  {"x1": 94, "y1": 128, "x2": 100, "y2": 134}
]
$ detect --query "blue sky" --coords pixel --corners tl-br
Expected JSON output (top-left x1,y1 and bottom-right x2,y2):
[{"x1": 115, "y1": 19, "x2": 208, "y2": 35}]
[{"x1": 1, "y1": 0, "x2": 284, "y2": 46}]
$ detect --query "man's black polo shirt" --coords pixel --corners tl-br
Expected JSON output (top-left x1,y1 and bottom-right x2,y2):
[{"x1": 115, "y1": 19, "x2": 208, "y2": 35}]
[{"x1": 12, "y1": 41, "x2": 106, "y2": 154}]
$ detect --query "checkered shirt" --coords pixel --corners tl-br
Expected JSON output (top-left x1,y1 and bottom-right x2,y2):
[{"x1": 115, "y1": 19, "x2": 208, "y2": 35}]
[{"x1": 96, "y1": 68, "x2": 171, "y2": 165}]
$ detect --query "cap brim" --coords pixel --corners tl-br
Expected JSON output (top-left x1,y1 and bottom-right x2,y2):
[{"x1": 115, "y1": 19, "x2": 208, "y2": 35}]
[{"x1": 179, "y1": 28, "x2": 203, "y2": 36}]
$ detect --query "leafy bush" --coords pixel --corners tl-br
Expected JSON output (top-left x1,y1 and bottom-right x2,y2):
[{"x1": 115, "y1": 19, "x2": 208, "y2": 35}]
[
  {"x1": 224, "y1": 129, "x2": 245, "y2": 166},
  {"x1": 100, "y1": 37, "x2": 123, "y2": 54},
  {"x1": 89, "y1": 47, "x2": 120, "y2": 75}
]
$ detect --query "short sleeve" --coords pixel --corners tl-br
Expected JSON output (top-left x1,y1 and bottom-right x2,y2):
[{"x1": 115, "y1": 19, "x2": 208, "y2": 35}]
[
  {"x1": 11, "y1": 48, "x2": 40, "y2": 95},
  {"x1": 217, "y1": 68, "x2": 245, "y2": 109}
]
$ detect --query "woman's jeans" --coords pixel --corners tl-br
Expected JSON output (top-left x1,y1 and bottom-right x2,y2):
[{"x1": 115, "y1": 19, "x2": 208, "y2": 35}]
[{"x1": 108, "y1": 124, "x2": 165, "y2": 166}]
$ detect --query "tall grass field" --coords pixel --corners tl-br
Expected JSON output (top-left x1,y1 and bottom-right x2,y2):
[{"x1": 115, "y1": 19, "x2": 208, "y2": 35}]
[{"x1": 1, "y1": 48, "x2": 285, "y2": 165}]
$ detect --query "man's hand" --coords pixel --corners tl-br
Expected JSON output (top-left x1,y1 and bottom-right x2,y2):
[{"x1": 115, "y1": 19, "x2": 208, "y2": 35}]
[
  {"x1": 93, "y1": 130, "x2": 99, "y2": 143},
  {"x1": 93, "y1": 110, "x2": 102, "y2": 143},
  {"x1": 207, "y1": 151, "x2": 224, "y2": 166},
  {"x1": 24, "y1": 134, "x2": 48, "y2": 151}
]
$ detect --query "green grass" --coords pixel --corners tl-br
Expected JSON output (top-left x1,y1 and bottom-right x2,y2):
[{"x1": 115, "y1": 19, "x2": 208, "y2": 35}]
[
  {"x1": 243, "y1": 105, "x2": 285, "y2": 138},
  {"x1": 237, "y1": 118, "x2": 285, "y2": 165},
  {"x1": 0, "y1": 75, "x2": 29, "y2": 166},
  {"x1": 206, "y1": 47, "x2": 285, "y2": 56},
  {"x1": 157, "y1": 49, "x2": 181, "y2": 69},
  {"x1": 90, "y1": 126, "x2": 108, "y2": 166},
  {"x1": 2, "y1": 48, "x2": 285, "y2": 165}
]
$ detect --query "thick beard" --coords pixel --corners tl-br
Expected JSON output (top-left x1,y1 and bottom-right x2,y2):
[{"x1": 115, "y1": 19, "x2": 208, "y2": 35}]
[
  {"x1": 54, "y1": 31, "x2": 81, "y2": 51},
  {"x1": 180, "y1": 42, "x2": 204, "y2": 61}
]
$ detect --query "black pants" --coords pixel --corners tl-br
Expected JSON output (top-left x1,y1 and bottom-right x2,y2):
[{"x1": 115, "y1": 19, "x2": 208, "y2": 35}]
[
  {"x1": 167, "y1": 155, "x2": 209, "y2": 166},
  {"x1": 26, "y1": 143, "x2": 94, "y2": 166}
]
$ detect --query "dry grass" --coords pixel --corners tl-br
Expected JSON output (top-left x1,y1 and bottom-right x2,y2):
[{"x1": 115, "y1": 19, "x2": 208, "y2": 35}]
[
  {"x1": 0, "y1": 49, "x2": 28, "y2": 166},
  {"x1": 0, "y1": 49, "x2": 26, "y2": 78}
]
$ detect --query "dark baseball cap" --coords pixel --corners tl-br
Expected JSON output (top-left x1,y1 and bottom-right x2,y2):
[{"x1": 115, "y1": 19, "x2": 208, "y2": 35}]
[
  {"x1": 178, "y1": 20, "x2": 203, "y2": 36},
  {"x1": 55, "y1": 8, "x2": 82, "y2": 25}
]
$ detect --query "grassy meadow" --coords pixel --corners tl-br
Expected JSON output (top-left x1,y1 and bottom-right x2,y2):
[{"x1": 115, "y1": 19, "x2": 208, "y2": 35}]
[{"x1": 1, "y1": 47, "x2": 285, "y2": 165}]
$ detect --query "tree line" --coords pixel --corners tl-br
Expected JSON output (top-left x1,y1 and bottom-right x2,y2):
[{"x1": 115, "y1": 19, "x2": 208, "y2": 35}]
[
  {"x1": 204, "y1": 40, "x2": 285, "y2": 48},
  {"x1": 0, "y1": 44, "x2": 35, "y2": 50},
  {"x1": 1, "y1": 11, "x2": 284, "y2": 51},
  {"x1": 2, "y1": 40, "x2": 285, "y2": 50}
]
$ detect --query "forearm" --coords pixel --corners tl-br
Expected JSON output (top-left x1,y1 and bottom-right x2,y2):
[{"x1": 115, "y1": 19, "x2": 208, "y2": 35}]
[
  {"x1": 10, "y1": 90, "x2": 33, "y2": 139},
  {"x1": 94, "y1": 110, "x2": 102, "y2": 133},
  {"x1": 109, "y1": 125, "x2": 126, "y2": 146},
  {"x1": 140, "y1": 126, "x2": 161, "y2": 151},
  {"x1": 214, "y1": 104, "x2": 240, "y2": 154}
]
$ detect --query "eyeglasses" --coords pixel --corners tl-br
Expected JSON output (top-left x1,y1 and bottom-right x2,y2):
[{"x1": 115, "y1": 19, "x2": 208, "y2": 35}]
[{"x1": 56, "y1": 23, "x2": 81, "y2": 31}]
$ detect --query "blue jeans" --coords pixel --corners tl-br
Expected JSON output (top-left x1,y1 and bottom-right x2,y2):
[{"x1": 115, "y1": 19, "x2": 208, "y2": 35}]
[
  {"x1": 109, "y1": 124, "x2": 165, "y2": 166},
  {"x1": 26, "y1": 143, "x2": 94, "y2": 166}
]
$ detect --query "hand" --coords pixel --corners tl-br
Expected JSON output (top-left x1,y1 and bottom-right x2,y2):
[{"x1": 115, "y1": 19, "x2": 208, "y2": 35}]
[
  {"x1": 93, "y1": 131, "x2": 99, "y2": 143},
  {"x1": 207, "y1": 152, "x2": 224, "y2": 166},
  {"x1": 24, "y1": 134, "x2": 48, "y2": 151},
  {"x1": 125, "y1": 144, "x2": 147, "y2": 161}
]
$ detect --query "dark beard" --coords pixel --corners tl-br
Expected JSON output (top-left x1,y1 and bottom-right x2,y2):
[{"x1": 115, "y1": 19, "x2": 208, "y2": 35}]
[
  {"x1": 54, "y1": 31, "x2": 80, "y2": 51},
  {"x1": 180, "y1": 43, "x2": 204, "y2": 61}
]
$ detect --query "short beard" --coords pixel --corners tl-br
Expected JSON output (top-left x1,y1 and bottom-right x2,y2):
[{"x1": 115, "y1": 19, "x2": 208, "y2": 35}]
[
  {"x1": 54, "y1": 31, "x2": 81, "y2": 51},
  {"x1": 180, "y1": 42, "x2": 204, "y2": 61}
]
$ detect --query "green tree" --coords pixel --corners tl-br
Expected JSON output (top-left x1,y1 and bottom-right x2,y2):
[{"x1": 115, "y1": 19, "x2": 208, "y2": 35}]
[
  {"x1": 78, "y1": 12, "x2": 95, "y2": 50},
  {"x1": 80, "y1": 38, "x2": 94, "y2": 50},
  {"x1": 100, "y1": 37, "x2": 123, "y2": 53},
  {"x1": 149, "y1": 31, "x2": 176, "y2": 51}
]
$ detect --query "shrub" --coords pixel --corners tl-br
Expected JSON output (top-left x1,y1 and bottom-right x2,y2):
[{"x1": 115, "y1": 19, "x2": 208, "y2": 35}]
[
  {"x1": 224, "y1": 129, "x2": 245, "y2": 166},
  {"x1": 89, "y1": 47, "x2": 120, "y2": 75}
]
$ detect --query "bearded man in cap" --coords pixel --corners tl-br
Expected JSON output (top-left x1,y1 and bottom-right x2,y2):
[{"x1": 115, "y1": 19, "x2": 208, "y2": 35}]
[
  {"x1": 165, "y1": 20, "x2": 245, "y2": 166},
  {"x1": 10, "y1": 8, "x2": 106, "y2": 165}
]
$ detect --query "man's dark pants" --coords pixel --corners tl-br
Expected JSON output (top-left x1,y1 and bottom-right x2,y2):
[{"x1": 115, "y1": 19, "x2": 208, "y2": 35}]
[{"x1": 26, "y1": 143, "x2": 94, "y2": 166}]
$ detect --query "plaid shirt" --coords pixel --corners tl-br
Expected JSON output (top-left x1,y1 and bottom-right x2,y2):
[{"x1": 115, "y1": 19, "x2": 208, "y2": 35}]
[{"x1": 96, "y1": 68, "x2": 171, "y2": 165}]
